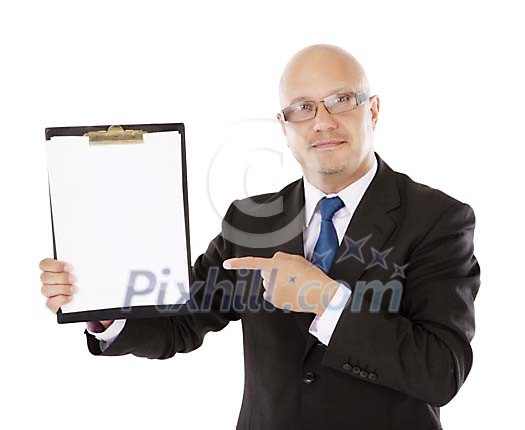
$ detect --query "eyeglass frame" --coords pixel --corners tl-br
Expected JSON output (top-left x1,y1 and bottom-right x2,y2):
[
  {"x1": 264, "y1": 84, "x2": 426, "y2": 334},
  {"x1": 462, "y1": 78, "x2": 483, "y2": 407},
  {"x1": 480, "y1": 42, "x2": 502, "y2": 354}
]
[{"x1": 279, "y1": 91, "x2": 371, "y2": 123}]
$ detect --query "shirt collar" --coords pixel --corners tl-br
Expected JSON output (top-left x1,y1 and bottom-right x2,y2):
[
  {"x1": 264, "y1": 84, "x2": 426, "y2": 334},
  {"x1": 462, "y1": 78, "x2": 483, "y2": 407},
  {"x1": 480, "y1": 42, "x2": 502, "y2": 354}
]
[{"x1": 303, "y1": 155, "x2": 378, "y2": 228}]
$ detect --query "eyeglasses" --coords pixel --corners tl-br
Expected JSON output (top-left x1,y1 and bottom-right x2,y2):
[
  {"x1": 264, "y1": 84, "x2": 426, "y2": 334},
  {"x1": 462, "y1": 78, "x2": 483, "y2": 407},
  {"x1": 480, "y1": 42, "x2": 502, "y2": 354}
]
[{"x1": 280, "y1": 91, "x2": 370, "y2": 123}]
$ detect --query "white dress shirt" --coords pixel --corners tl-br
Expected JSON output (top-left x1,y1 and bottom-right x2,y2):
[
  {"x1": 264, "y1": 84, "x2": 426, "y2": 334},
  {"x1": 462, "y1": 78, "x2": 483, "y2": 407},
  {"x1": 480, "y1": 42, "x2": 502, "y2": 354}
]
[
  {"x1": 304, "y1": 156, "x2": 378, "y2": 344},
  {"x1": 88, "y1": 156, "x2": 378, "y2": 351}
]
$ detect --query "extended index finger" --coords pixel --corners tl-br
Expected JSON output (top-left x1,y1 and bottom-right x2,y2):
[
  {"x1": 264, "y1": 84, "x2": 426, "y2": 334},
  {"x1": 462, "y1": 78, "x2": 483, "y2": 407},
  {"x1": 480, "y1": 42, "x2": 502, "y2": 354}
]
[{"x1": 223, "y1": 256, "x2": 271, "y2": 271}]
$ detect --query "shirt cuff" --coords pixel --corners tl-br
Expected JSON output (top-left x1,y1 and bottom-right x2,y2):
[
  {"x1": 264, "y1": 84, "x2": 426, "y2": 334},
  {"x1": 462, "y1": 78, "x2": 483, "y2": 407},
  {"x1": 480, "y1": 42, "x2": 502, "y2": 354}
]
[
  {"x1": 308, "y1": 283, "x2": 352, "y2": 346},
  {"x1": 85, "y1": 319, "x2": 127, "y2": 351}
]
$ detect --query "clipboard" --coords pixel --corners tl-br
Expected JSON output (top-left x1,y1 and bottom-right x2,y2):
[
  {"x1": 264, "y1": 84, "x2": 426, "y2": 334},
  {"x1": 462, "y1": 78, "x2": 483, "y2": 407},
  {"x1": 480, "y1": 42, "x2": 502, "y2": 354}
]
[{"x1": 45, "y1": 123, "x2": 192, "y2": 324}]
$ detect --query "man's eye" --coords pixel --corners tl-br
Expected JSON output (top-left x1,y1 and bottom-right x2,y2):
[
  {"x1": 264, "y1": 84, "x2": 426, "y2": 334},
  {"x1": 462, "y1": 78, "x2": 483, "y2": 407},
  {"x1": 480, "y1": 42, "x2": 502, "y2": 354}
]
[
  {"x1": 298, "y1": 103, "x2": 313, "y2": 111},
  {"x1": 335, "y1": 95, "x2": 351, "y2": 103}
]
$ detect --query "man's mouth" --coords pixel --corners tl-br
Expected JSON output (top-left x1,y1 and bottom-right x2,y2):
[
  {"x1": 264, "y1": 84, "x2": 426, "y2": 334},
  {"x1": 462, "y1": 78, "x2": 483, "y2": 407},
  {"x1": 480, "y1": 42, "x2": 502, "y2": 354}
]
[{"x1": 311, "y1": 139, "x2": 346, "y2": 149}]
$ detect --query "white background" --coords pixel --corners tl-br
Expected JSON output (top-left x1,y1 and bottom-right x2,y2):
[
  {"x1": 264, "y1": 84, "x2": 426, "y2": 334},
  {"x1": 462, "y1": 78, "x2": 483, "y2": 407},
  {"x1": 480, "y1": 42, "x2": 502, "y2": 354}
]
[{"x1": 1, "y1": 0, "x2": 523, "y2": 428}]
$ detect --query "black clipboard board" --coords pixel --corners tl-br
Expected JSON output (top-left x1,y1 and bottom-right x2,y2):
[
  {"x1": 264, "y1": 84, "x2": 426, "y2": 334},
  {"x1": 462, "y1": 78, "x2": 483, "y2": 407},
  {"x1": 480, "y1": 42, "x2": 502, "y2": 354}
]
[{"x1": 45, "y1": 123, "x2": 192, "y2": 323}]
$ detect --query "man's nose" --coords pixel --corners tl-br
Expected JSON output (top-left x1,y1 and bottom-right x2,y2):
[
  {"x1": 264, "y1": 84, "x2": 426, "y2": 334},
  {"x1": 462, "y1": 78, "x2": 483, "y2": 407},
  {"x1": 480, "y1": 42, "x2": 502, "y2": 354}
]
[{"x1": 312, "y1": 103, "x2": 338, "y2": 132}]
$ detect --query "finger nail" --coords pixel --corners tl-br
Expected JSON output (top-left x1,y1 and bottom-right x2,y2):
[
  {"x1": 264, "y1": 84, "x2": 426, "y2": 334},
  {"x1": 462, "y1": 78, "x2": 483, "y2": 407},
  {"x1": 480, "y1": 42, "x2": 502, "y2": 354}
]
[{"x1": 69, "y1": 273, "x2": 76, "y2": 283}]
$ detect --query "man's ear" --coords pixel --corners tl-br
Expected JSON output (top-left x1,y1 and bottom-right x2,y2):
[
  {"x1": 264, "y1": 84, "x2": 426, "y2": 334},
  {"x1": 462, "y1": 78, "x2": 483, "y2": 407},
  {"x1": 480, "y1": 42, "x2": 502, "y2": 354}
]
[
  {"x1": 276, "y1": 112, "x2": 291, "y2": 147},
  {"x1": 369, "y1": 95, "x2": 380, "y2": 130},
  {"x1": 276, "y1": 112, "x2": 287, "y2": 137}
]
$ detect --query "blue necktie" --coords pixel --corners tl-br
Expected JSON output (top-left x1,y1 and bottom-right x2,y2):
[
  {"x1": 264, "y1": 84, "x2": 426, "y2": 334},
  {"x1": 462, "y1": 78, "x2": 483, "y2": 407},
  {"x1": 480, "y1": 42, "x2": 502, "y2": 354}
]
[{"x1": 311, "y1": 196, "x2": 345, "y2": 274}]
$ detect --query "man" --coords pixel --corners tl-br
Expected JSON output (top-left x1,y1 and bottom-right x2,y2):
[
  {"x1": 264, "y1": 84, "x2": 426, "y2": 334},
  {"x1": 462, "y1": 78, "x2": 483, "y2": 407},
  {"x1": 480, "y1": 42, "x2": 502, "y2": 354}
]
[{"x1": 40, "y1": 44, "x2": 480, "y2": 429}]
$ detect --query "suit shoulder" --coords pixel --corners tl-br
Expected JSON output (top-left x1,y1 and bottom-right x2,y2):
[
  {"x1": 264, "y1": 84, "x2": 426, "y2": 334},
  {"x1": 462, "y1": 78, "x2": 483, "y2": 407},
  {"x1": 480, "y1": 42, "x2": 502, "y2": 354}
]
[
  {"x1": 234, "y1": 178, "x2": 300, "y2": 205},
  {"x1": 393, "y1": 169, "x2": 473, "y2": 216},
  {"x1": 387, "y1": 168, "x2": 476, "y2": 257},
  {"x1": 228, "y1": 178, "x2": 300, "y2": 218},
  {"x1": 222, "y1": 178, "x2": 301, "y2": 231}
]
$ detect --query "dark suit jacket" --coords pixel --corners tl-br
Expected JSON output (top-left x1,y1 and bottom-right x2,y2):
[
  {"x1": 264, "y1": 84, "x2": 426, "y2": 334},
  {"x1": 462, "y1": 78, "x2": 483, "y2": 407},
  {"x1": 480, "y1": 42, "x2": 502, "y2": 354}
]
[{"x1": 85, "y1": 152, "x2": 480, "y2": 430}]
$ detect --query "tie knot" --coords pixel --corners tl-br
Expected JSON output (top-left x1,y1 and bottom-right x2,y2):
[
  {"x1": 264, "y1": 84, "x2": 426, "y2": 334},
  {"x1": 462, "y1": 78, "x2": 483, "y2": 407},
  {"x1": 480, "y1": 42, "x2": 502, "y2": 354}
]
[{"x1": 318, "y1": 196, "x2": 345, "y2": 221}]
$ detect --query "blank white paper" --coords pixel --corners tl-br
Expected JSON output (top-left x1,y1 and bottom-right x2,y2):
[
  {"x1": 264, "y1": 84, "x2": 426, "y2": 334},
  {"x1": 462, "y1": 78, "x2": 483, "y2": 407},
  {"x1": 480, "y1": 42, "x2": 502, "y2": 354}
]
[{"x1": 46, "y1": 131, "x2": 190, "y2": 314}]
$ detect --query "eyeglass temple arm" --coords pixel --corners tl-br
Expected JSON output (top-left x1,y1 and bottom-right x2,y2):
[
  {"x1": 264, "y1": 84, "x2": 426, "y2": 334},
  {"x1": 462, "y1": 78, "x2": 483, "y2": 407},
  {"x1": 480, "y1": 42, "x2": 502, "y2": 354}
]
[{"x1": 356, "y1": 92, "x2": 370, "y2": 105}]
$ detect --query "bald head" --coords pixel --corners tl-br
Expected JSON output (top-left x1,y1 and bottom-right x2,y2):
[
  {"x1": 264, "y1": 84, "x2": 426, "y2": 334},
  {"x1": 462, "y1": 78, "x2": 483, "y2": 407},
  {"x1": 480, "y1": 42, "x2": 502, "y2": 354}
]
[{"x1": 279, "y1": 44, "x2": 370, "y2": 108}]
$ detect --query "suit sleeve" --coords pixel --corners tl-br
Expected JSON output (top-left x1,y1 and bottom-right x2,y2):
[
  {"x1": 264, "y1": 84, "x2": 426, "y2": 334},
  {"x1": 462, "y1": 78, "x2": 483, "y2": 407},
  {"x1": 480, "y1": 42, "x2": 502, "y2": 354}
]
[
  {"x1": 321, "y1": 202, "x2": 481, "y2": 407},
  {"x1": 84, "y1": 200, "x2": 241, "y2": 359}
]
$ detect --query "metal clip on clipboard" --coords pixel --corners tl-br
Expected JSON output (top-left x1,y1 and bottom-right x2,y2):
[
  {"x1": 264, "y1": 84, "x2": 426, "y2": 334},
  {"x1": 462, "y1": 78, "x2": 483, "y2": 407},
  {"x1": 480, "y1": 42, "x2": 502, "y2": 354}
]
[{"x1": 84, "y1": 125, "x2": 146, "y2": 145}]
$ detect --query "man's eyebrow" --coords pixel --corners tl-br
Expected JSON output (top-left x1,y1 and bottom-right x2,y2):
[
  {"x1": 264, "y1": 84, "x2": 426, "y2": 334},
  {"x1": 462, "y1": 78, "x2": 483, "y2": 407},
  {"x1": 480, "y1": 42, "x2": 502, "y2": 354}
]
[{"x1": 287, "y1": 87, "x2": 357, "y2": 105}]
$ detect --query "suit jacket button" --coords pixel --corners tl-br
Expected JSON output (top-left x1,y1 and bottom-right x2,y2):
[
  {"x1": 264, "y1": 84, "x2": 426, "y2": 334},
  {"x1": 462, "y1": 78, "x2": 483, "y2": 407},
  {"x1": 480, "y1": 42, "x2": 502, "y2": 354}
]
[
  {"x1": 303, "y1": 372, "x2": 316, "y2": 384},
  {"x1": 359, "y1": 370, "x2": 368, "y2": 378},
  {"x1": 343, "y1": 363, "x2": 352, "y2": 371},
  {"x1": 352, "y1": 366, "x2": 361, "y2": 375},
  {"x1": 315, "y1": 341, "x2": 324, "y2": 347},
  {"x1": 368, "y1": 372, "x2": 377, "y2": 381}
]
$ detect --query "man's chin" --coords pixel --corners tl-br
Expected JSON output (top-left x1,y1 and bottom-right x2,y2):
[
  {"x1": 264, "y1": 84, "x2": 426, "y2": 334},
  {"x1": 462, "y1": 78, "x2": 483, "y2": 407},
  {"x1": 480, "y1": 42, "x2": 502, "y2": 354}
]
[{"x1": 316, "y1": 164, "x2": 347, "y2": 175}]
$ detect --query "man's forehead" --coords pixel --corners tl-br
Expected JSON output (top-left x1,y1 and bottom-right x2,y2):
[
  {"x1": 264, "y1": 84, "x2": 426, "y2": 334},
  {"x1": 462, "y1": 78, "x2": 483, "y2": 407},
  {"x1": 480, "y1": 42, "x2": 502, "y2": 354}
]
[
  {"x1": 280, "y1": 76, "x2": 365, "y2": 107},
  {"x1": 278, "y1": 45, "x2": 369, "y2": 107}
]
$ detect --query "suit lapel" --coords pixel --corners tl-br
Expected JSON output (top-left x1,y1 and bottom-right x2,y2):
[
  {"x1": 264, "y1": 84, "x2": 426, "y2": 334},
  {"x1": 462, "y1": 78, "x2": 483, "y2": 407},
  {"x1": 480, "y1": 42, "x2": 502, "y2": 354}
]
[{"x1": 281, "y1": 153, "x2": 402, "y2": 360}]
